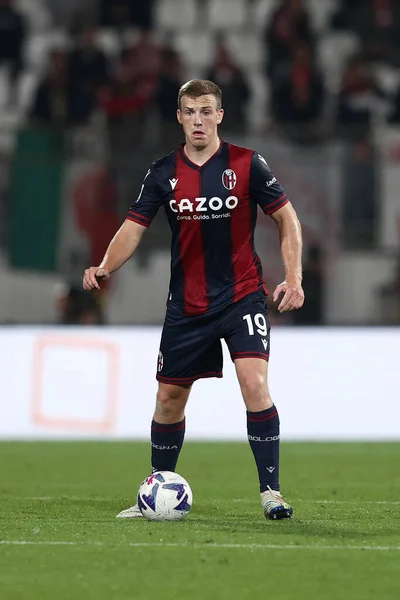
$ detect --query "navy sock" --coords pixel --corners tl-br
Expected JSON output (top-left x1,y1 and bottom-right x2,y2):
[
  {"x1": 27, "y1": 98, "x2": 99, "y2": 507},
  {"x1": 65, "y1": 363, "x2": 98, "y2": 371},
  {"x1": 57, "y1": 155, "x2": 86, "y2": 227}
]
[
  {"x1": 151, "y1": 418, "x2": 185, "y2": 472},
  {"x1": 247, "y1": 406, "x2": 280, "y2": 493}
]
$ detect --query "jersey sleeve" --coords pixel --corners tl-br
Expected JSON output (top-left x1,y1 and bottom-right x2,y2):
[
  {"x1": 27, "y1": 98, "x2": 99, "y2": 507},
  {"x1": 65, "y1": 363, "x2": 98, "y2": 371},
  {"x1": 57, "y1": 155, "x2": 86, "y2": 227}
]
[
  {"x1": 249, "y1": 152, "x2": 289, "y2": 215},
  {"x1": 126, "y1": 167, "x2": 163, "y2": 228}
]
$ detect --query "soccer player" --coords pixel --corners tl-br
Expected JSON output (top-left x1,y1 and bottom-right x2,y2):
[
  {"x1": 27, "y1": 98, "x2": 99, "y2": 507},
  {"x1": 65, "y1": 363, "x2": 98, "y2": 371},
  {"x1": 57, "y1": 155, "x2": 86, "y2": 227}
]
[{"x1": 83, "y1": 80, "x2": 304, "y2": 520}]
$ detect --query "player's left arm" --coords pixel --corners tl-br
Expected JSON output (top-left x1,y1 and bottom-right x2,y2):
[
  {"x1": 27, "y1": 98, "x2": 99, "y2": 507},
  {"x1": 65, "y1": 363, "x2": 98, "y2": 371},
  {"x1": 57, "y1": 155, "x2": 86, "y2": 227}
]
[
  {"x1": 270, "y1": 203, "x2": 304, "y2": 313},
  {"x1": 250, "y1": 152, "x2": 304, "y2": 312}
]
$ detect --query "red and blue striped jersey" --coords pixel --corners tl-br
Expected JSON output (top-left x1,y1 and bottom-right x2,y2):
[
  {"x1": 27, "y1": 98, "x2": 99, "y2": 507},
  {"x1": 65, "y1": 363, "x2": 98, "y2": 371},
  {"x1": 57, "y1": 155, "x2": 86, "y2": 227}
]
[{"x1": 127, "y1": 140, "x2": 289, "y2": 315}]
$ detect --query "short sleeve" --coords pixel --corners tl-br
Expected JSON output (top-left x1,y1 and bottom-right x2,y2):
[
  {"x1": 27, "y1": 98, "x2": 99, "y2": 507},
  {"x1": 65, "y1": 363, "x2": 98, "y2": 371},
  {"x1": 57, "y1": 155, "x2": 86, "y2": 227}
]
[
  {"x1": 250, "y1": 152, "x2": 289, "y2": 215},
  {"x1": 126, "y1": 167, "x2": 163, "y2": 228}
]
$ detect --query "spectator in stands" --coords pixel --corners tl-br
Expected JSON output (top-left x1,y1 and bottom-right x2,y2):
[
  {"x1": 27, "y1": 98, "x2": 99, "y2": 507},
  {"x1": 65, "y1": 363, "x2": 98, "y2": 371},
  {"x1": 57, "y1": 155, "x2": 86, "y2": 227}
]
[
  {"x1": 99, "y1": 0, "x2": 131, "y2": 29},
  {"x1": 340, "y1": 139, "x2": 378, "y2": 248},
  {"x1": 131, "y1": 0, "x2": 155, "y2": 30},
  {"x1": 100, "y1": 28, "x2": 163, "y2": 138},
  {"x1": 100, "y1": 30, "x2": 162, "y2": 124},
  {"x1": 55, "y1": 284, "x2": 104, "y2": 325},
  {"x1": 155, "y1": 46, "x2": 184, "y2": 149},
  {"x1": 330, "y1": 0, "x2": 360, "y2": 30},
  {"x1": 100, "y1": 32, "x2": 163, "y2": 215},
  {"x1": 30, "y1": 49, "x2": 95, "y2": 126},
  {"x1": 387, "y1": 83, "x2": 400, "y2": 124},
  {"x1": 270, "y1": 41, "x2": 325, "y2": 144},
  {"x1": 99, "y1": 70, "x2": 150, "y2": 123},
  {"x1": 122, "y1": 29, "x2": 162, "y2": 98},
  {"x1": 99, "y1": 0, "x2": 155, "y2": 30},
  {"x1": 336, "y1": 55, "x2": 385, "y2": 140},
  {"x1": 264, "y1": 0, "x2": 314, "y2": 80},
  {"x1": 378, "y1": 260, "x2": 400, "y2": 324},
  {"x1": 0, "y1": 0, "x2": 26, "y2": 105},
  {"x1": 206, "y1": 38, "x2": 251, "y2": 135},
  {"x1": 68, "y1": 26, "x2": 109, "y2": 96},
  {"x1": 331, "y1": 0, "x2": 400, "y2": 65},
  {"x1": 47, "y1": 0, "x2": 97, "y2": 35}
]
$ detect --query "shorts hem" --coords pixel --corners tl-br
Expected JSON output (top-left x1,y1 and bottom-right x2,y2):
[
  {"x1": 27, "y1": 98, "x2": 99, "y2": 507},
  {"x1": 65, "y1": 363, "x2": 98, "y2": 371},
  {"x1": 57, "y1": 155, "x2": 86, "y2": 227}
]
[
  {"x1": 157, "y1": 371, "x2": 223, "y2": 385},
  {"x1": 231, "y1": 352, "x2": 269, "y2": 362}
]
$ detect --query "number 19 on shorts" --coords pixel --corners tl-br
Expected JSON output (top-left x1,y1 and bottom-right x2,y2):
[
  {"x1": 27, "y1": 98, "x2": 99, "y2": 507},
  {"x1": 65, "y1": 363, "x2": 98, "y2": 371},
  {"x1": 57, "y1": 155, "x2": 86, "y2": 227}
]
[{"x1": 243, "y1": 313, "x2": 268, "y2": 337}]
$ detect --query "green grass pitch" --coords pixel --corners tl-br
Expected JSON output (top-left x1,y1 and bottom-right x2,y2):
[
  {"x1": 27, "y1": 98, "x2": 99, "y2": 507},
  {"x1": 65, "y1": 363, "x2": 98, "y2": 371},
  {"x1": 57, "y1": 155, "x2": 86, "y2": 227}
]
[{"x1": 0, "y1": 441, "x2": 399, "y2": 600}]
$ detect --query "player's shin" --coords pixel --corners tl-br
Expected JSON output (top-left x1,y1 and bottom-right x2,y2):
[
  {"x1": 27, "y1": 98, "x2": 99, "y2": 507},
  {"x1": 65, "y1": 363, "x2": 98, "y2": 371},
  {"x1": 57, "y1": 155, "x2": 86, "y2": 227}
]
[
  {"x1": 151, "y1": 418, "x2": 186, "y2": 473},
  {"x1": 247, "y1": 406, "x2": 280, "y2": 492}
]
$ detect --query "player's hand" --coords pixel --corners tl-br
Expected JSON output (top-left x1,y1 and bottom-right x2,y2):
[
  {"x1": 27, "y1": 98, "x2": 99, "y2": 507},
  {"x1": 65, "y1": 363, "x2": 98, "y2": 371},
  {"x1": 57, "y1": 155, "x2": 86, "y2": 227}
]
[
  {"x1": 82, "y1": 267, "x2": 110, "y2": 291},
  {"x1": 273, "y1": 279, "x2": 304, "y2": 313}
]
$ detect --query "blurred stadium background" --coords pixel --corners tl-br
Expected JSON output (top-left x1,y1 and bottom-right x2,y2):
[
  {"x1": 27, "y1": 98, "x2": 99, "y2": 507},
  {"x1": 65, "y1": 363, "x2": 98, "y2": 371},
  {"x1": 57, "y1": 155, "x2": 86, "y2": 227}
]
[
  {"x1": 0, "y1": 0, "x2": 399, "y2": 327},
  {"x1": 0, "y1": 0, "x2": 399, "y2": 442},
  {"x1": 1, "y1": 3, "x2": 399, "y2": 599}
]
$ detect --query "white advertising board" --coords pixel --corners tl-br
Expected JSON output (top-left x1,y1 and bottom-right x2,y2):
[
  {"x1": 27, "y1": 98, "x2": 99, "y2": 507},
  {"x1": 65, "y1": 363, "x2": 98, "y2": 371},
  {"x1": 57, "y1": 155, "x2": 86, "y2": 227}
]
[{"x1": 0, "y1": 327, "x2": 399, "y2": 441}]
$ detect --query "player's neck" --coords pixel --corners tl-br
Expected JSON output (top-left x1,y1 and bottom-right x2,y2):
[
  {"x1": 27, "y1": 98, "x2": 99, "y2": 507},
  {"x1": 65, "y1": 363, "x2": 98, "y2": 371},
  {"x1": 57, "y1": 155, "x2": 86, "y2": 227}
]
[{"x1": 183, "y1": 137, "x2": 221, "y2": 167}]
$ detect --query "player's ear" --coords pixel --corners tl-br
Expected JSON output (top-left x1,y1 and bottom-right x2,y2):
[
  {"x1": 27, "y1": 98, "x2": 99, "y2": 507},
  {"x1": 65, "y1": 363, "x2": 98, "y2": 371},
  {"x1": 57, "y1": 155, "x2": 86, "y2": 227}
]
[
  {"x1": 217, "y1": 109, "x2": 224, "y2": 125},
  {"x1": 177, "y1": 109, "x2": 183, "y2": 125}
]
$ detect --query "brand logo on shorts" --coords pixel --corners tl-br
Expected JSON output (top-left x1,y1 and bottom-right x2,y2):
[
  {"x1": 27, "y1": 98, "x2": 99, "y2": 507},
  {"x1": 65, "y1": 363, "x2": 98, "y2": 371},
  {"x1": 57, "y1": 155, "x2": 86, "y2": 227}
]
[
  {"x1": 261, "y1": 338, "x2": 269, "y2": 351},
  {"x1": 157, "y1": 351, "x2": 163, "y2": 372},
  {"x1": 222, "y1": 169, "x2": 237, "y2": 190}
]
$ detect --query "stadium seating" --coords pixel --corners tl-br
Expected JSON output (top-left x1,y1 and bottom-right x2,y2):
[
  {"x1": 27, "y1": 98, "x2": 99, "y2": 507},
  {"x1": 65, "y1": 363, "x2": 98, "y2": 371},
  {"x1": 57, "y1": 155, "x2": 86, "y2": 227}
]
[
  {"x1": 0, "y1": 0, "x2": 372, "y2": 131},
  {"x1": 207, "y1": 0, "x2": 247, "y2": 30},
  {"x1": 174, "y1": 32, "x2": 215, "y2": 74},
  {"x1": 155, "y1": 0, "x2": 197, "y2": 31},
  {"x1": 15, "y1": 0, "x2": 51, "y2": 33},
  {"x1": 224, "y1": 32, "x2": 263, "y2": 70},
  {"x1": 24, "y1": 29, "x2": 70, "y2": 72},
  {"x1": 252, "y1": 0, "x2": 277, "y2": 28},
  {"x1": 96, "y1": 29, "x2": 122, "y2": 60},
  {"x1": 318, "y1": 32, "x2": 360, "y2": 92},
  {"x1": 307, "y1": 0, "x2": 336, "y2": 32}
]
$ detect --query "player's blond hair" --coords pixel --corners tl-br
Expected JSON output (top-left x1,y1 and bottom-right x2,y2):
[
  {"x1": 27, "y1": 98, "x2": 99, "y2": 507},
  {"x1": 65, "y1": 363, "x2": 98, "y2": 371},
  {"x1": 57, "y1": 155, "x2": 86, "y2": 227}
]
[{"x1": 178, "y1": 80, "x2": 223, "y2": 110}]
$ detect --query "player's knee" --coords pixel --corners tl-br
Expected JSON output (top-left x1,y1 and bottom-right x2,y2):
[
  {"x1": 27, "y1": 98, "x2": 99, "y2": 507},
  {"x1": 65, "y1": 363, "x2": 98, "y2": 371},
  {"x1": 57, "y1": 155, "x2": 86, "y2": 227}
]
[
  {"x1": 239, "y1": 375, "x2": 272, "y2": 410},
  {"x1": 156, "y1": 385, "x2": 188, "y2": 419},
  {"x1": 157, "y1": 387, "x2": 186, "y2": 404}
]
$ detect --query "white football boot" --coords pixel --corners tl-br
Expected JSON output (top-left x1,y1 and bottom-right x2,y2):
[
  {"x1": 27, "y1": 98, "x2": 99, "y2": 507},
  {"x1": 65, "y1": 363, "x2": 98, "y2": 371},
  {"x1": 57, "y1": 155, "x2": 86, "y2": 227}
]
[
  {"x1": 261, "y1": 486, "x2": 293, "y2": 520},
  {"x1": 116, "y1": 503, "x2": 143, "y2": 518}
]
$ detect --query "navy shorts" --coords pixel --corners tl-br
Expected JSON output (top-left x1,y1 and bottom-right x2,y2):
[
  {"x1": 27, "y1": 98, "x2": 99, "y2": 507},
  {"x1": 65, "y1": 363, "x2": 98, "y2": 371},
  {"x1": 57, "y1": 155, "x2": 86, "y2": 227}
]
[{"x1": 156, "y1": 291, "x2": 270, "y2": 385}]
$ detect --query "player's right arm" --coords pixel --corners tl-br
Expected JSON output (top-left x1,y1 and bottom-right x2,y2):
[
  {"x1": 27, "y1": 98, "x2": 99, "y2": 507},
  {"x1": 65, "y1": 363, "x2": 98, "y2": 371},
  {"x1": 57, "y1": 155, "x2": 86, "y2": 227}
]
[
  {"x1": 83, "y1": 166, "x2": 163, "y2": 291},
  {"x1": 83, "y1": 220, "x2": 146, "y2": 290}
]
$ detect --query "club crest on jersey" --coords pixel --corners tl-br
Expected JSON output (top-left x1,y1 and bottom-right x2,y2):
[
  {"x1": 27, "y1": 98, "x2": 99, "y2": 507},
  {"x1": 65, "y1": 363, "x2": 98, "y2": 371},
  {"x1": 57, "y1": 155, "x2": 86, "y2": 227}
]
[{"x1": 222, "y1": 169, "x2": 237, "y2": 191}]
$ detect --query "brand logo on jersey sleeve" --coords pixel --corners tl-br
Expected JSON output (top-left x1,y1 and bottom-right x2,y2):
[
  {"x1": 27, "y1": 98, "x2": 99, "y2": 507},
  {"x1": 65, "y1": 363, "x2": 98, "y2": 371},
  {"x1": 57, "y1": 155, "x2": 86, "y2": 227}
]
[
  {"x1": 169, "y1": 178, "x2": 179, "y2": 190},
  {"x1": 136, "y1": 169, "x2": 151, "y2": 202},
  {"x1": 222, "y1": 169, "x2": 237, "y2": 190}
]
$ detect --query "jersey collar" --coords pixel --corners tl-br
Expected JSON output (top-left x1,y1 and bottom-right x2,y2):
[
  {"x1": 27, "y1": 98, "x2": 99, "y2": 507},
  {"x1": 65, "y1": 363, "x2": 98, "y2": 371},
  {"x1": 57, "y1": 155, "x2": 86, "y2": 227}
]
[{"x1": 178, "y1": 139, "x2": 225, "y2": 171}]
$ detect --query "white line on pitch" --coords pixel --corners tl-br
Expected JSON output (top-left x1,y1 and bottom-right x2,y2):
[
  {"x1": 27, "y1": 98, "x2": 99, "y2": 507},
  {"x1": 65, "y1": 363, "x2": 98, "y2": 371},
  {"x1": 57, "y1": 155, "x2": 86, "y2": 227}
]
[
  {"x1": 232, "y1": 499, "x2": 400, "y2": 505},
  {"x1": 6, "y1": 497, "x2": 400, "y2": 506},
  {"x1": 7, "y1": 496, "x2": 113, "y2": 502},
  {"x1": 0, "y1": 540, "x2": 399, "y2": 552}
]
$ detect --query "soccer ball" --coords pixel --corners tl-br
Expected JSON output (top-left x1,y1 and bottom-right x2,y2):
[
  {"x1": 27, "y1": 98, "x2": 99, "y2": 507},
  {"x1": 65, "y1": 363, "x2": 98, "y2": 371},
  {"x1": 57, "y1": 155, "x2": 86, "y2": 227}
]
[{"x1": 137, "y1": 471, "x2": 193, "y2": 521}]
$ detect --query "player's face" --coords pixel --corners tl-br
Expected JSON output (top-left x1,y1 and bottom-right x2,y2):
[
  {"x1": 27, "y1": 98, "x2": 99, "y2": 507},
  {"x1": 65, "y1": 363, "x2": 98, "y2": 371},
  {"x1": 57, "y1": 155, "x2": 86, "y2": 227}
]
[{"x1": 177, "y1": 95, "x2": 224, "y2": 150}]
